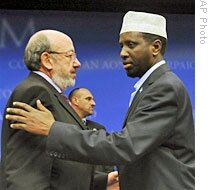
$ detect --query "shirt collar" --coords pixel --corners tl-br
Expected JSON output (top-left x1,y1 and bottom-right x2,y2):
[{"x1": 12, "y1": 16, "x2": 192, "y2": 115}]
[
  {"x1": 82, "y1": 118, "x2": 87, "y2": 125},
  {"x1": 33, "y1": 71, "x2": 62, "y2": 93},
  {"x1": 134, "y1": 60, "x2": 166, "y2": 91}
]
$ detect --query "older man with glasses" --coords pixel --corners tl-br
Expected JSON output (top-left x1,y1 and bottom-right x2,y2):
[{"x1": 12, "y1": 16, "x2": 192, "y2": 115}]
[{"x1": 1, "y1": 29, "x2": 118, "y2": 190}]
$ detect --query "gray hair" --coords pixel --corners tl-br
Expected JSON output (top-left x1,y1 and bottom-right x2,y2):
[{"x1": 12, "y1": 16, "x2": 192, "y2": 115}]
[{"x1": 24, "y1": 33, "x2": 51, "y2": 71}]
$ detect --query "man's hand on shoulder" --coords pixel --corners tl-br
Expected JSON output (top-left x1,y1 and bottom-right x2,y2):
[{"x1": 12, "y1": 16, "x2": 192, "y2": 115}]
[{"x1": 5, "y1": 99, "x2": 55, "y2": 136}]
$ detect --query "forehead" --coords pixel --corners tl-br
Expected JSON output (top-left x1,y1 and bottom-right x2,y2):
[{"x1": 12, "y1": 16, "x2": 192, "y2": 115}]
[
  {"x1": 119, "y1": 32, "x2": 143, "y2": 43},
  {"x1": 77, "y1": 89, "x2": 93, "y2": 98},
  {"x1": 51, "y1": 35, "x2": 74, "y2": 51}
]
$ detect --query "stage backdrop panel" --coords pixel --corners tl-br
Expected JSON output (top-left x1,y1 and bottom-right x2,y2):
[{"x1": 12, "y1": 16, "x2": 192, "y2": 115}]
[{"x1": 0, "y1": 10, "x2": 194, "y2": 158}]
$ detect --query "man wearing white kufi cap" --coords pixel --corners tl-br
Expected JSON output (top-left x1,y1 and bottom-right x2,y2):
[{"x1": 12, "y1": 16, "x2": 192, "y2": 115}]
[{"x1": 5, "y1": 11, "x2": 195, "y2": 190}]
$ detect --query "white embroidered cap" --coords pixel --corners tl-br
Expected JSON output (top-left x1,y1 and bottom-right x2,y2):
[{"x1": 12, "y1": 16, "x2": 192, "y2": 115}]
[{"x1": 120, "y1": 11, "x2": 167, "y2": 39}]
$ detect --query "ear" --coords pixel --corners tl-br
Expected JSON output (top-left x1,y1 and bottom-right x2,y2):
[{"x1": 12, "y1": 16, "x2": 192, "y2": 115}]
[
  {"x1": 152, "y1": 39, "x2": 162, "y2": 56},
  {"x1": 71, "y1": 96, "x2": 79, "y2": 106},
  {"x1": 40, "y1": 52, "x2": 53, "y2": 70}
]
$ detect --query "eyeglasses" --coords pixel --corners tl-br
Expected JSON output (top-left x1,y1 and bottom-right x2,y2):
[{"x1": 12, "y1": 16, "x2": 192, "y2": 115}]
[{"x1": 47, "y1": 50, "x2": 77, "y2": 61}]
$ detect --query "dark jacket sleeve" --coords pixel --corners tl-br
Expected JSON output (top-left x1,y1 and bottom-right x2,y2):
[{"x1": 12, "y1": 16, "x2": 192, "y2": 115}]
[
  {"x1": 92, "y1": 171, "x2": 108, "y2": 190},
  {"x1": 46, "y1": 79, "x2": 178, "y2": 166}
]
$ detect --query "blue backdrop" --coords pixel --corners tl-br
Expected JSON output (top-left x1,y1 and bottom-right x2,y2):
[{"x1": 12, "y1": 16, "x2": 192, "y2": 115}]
[{"x1": 0, "y1": 10, "x2": 194, "y2": 158}]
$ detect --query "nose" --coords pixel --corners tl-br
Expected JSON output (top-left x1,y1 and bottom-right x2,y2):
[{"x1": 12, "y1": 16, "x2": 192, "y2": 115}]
[
  {"x1": 74, "y1": 58, "x2": 81, "y2": 68},
  {"x1": 91, "y1": 100, "x2": 96, "y2": 106},
  {"x1": 120, "y1": 47, "x2": 129, "y2": 60}
]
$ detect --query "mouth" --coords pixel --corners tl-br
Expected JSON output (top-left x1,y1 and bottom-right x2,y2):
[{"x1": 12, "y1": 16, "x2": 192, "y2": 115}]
[
  {"x1": 71, "y1": 71, "x2": 76, "y2": 78},
  {"x1": 89, "y1": 107, "x2": 95, "y2": 113},
  {"x1": 123, "y1": 62, "x2": 132, "y2": 69}
]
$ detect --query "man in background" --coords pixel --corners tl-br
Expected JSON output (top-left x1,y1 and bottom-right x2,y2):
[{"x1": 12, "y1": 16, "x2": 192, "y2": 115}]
[
  {"x1": 68, "y1": 87, "x2": 105, "y2": 131},
  {"x1": 68, "y1": 87, "x2": 119, "y2": 190}
]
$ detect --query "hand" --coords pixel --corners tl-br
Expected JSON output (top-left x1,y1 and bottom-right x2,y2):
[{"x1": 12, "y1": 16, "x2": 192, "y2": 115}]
[
  {"x1": 5, "y1": 99, "x2": 55, "y2": 136},
  {"x1": 106, "y1": 171, "x2": 119, "y2": 190},
  {"x1": 106, "y1": 182, "x2": 120, "y2": 190}
]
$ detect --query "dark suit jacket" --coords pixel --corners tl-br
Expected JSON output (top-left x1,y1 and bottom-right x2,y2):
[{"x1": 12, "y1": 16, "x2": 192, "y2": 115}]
[
  {"x1": 86, "y1": 120, "x2": 114, "y2": 190},
  {"x1": 45, "y1": 64, "x2": 194, "y2": 190},
  {"x1": 1, "y1": 72, "x2": 94, "y2": 190}
]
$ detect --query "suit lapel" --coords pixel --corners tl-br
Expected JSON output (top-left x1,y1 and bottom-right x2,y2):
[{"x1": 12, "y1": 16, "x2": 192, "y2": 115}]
[
  {"x1": 55, "y1": 93, "x2": 87, "y2": 130},
  {"x1": 122, "y1": 64, "x2": 171, "y2": 127},
  {"x1": 29, "y1": 72, "x2": 86, "y2": 130},
  {"x1": 123, "y1": 84, "x2": 147, "y2": 127}
]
